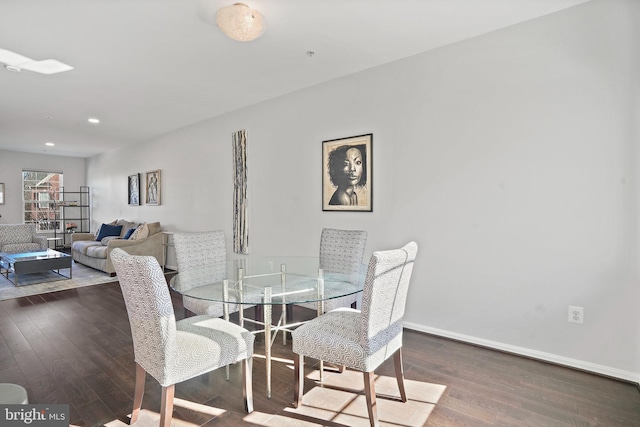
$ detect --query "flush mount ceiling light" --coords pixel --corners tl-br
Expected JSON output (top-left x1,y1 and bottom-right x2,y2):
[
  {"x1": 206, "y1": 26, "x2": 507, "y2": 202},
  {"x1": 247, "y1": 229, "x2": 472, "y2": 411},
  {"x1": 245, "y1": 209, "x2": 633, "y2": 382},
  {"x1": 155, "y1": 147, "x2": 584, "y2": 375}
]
[
  {"x1": 215, "y1": 3, "x2": 265, "y2": 42},
  {"x1": 0, "y1": 48, "x2": 73, "y2": 74}
]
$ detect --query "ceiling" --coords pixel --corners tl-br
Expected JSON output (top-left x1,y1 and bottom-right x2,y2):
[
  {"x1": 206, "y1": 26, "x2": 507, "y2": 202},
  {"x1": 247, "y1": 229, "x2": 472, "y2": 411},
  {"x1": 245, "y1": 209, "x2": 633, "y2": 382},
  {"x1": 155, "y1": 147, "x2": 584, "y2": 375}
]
[{"x1": 0, "y1": 0, "x2": 590, "y2": 158}]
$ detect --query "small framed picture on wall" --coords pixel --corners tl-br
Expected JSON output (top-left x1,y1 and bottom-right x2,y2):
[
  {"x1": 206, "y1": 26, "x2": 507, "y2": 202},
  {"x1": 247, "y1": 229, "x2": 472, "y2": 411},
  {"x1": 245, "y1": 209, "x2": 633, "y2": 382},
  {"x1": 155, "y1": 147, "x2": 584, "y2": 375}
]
[
  {"x1": 146, "y1": 170, "x2": 161, "y2": 205},
  {"x1": 128, "y1": 174, "x2": 140, "y2": 205},
  {"x1": 322, "y1": 134, "x2": 372, "y2": 212}
]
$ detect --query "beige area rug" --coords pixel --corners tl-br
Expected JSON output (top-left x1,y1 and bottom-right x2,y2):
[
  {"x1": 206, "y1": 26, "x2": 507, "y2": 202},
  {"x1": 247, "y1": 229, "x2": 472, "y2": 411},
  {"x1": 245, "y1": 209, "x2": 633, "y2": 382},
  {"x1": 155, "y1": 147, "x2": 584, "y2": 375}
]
[
  {"x1": 269, "y1": 369, "x2": 446, "y2": 427},
  {"x1": 102, "y1": 369, "x2": 445, "y2": 427},
  {"x1": 0, "y1": 260, "x2": 116, "y2": 300}
]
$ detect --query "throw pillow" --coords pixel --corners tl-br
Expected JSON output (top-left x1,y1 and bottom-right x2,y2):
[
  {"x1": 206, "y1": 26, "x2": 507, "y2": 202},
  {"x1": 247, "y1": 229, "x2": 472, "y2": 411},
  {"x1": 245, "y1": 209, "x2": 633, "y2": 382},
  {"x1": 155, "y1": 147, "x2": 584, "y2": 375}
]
[
  {"x1": 116, "y1": 219, "x2": 136, "y2": 237},
  {"x1": 147, "y1": 222, "x2": 161, "y2": 236},
  {"x1": 101, "y1": 236, "x2": 120, "y2": 245},
  {"x1": 128, "y1": 224, "x2": 142, "y2": 240},
  {"x1": 129, "y1": 223, "x2": 149, "y2": 240},
  {"x1": 123, "y1": 228, "x2": 136, "y2": 239},
  {"x1": 94, "y1": 219, "x2": 118, "y2": 238},
  {"x1": 95, "y1": 224, "x2": 123, "y2": 241}
]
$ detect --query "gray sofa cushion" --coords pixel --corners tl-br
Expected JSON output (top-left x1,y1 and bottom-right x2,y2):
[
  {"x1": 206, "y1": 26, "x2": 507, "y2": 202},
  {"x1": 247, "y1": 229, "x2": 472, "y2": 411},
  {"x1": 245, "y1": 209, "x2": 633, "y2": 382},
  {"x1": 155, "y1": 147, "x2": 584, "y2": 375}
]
[
  {"x1": 70, "y1": 240, "x2": 109, "y2": 258},
  {"x1": 71, "y1": 240, "x2": 102, "y2": 256},
  {"x1": 86, "y1": 245, "x2": 108, "y2": 258}
]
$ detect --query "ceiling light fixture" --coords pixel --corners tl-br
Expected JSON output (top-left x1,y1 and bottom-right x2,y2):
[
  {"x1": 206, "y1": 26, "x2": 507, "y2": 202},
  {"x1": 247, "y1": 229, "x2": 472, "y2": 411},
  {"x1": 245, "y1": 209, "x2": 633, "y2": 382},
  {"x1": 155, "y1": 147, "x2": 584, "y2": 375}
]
[
  {"x1": 0, "y1": 48, "x2": 73, "y2": 75},
  {"x1": 88, "y1": 117, "x2": 100, "y2": 124},
  {"x1": 215, "y1": 3, "x2": 265, "y2": 42},
  {"x1": 45, "y1": 142, "x2": 55, "y2": 147}
]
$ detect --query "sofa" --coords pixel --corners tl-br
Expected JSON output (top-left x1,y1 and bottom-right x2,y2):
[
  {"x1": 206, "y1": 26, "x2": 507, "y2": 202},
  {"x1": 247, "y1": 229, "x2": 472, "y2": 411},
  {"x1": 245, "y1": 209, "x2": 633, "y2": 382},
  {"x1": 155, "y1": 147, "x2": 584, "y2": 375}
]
[
  {"x1": 71, "y1": 219, "x2": 164, "y2": 275},
  {"x1": 0, "y1": 224, "x2": 48, "y2": 253}
]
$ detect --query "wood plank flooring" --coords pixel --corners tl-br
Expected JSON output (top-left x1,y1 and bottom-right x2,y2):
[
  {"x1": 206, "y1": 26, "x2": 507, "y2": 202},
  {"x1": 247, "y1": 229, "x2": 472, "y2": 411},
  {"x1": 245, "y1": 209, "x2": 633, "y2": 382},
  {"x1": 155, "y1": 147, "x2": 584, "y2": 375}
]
[{"x1": 0, "y1": 280, "x2": 638, "y2": 426}]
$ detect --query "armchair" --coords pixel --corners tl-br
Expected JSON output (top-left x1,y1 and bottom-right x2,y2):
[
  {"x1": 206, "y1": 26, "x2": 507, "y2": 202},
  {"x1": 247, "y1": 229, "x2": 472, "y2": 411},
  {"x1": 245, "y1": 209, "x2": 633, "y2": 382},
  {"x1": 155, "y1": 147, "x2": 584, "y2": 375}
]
[{"x1": 0, "y1": 224, "x2": 47, "y2": 253}]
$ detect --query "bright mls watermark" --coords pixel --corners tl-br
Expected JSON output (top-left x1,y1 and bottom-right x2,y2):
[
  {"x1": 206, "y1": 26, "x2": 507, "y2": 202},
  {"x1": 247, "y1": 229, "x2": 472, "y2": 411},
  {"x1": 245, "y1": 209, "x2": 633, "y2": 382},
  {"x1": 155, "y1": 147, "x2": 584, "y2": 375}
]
[{"x1": 1, "y1": 405, "x2": 68, "y2": 426}]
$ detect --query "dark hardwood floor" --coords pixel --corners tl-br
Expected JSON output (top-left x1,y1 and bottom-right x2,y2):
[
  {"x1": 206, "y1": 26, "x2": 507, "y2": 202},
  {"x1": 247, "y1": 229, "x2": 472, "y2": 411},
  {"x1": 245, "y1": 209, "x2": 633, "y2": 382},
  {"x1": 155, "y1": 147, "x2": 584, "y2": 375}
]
[{"x1": 0, "y1": 280, "x2": 638, "y2": 426}]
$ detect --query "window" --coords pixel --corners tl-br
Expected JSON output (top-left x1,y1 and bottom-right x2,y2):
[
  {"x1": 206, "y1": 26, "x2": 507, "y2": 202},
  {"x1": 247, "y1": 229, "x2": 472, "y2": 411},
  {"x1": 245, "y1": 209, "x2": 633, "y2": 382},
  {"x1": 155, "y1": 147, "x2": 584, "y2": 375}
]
[{"x1": 22, "y1": 170, "x2": 63, "y2": 232}]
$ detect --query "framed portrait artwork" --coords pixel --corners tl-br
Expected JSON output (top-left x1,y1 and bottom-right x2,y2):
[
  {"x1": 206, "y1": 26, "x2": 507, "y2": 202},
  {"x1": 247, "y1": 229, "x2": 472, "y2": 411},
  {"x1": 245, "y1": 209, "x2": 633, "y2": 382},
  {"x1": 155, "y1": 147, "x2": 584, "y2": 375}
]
[
  {"x1": 0, "y1": 183, "x2": 4, "y2": 205},
  {"x1": 146, "y1": 170, "x2": 161, "y2": 206},
  {"x1": 128, "y1": 173, "x2": 140, "y2": 205},
  {"x1": 322, "y1": 133, "x2": 372, "y2": 212}
]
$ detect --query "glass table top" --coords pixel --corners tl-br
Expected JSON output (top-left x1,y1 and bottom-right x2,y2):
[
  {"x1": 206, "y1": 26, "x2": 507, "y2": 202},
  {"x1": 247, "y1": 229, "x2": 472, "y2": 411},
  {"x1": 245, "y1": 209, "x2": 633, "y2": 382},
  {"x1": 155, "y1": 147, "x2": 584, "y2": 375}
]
[
  {"x1": 0, "y1": 249, "x2": 71, "y2": 263},
  {"x1": 170, "y1": 256, "x2": 365, "y2": 305}
]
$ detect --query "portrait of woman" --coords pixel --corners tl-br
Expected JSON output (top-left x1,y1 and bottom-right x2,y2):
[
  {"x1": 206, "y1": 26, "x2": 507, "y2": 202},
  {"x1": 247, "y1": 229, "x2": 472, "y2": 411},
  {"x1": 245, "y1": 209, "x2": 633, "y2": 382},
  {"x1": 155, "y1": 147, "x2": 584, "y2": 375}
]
[
  {"x1": 327, "y1": 143, "x2": 367, "y2": 205},
  {"x1": 322, "y1": 134, "x2": 372, "y2": 212}
]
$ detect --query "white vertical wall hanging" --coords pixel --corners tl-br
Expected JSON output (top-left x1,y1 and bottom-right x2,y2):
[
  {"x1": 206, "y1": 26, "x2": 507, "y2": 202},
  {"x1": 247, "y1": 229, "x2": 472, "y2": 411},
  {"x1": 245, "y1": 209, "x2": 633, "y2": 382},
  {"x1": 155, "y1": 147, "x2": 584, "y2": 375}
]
[{"x1": 233, "y1": 130, "x2": 249, "y2": 254}]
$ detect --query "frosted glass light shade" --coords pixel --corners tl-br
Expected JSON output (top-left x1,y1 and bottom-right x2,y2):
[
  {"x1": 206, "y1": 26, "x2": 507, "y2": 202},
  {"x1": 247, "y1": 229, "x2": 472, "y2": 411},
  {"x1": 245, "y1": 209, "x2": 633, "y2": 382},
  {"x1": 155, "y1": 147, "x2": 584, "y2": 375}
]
[{"x1": 216, "y1": 3, "x2": 265, "y2": 42}]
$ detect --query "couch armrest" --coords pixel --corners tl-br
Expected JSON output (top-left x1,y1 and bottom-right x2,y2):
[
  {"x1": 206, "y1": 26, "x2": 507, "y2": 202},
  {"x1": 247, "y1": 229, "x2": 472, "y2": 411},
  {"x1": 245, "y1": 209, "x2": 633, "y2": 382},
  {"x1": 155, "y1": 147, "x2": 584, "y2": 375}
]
[
  {"x1": 33, "y1": 235, "x2": 47, "y2": 250},
  {"x1": 72, "y1": 233, "x2": 96, "y2": 243},
  {"x1": 105, "y1": 232, "x2": 165, "y2": 272}
]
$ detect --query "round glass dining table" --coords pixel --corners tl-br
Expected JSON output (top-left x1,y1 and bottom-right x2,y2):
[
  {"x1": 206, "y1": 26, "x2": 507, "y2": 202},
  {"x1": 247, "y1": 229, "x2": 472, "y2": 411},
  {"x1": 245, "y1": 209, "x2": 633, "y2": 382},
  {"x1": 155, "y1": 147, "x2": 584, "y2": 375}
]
[{"x1": 169, "y1": 256, "x2": 366, "y2": 398}]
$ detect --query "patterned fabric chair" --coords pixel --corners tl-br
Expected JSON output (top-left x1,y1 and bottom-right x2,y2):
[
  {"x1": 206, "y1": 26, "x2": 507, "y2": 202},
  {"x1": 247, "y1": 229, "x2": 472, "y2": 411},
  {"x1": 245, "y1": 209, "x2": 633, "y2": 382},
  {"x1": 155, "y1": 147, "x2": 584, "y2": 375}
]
[
  {"x1": 297, "y1": 228, "x2": 367, "y2": 313},
  {"x1": 172, "y1": 231, "x2": 241, "y2": 318},
  {"x1": 111, "y1": 248, "x2": 254, "y2": 427},
  {"x1": 292, "y1": 241, "x2": 418, "y2": 427},
  {"x1": 0, "y1": 224, "x2": 47, "y2": 253}
]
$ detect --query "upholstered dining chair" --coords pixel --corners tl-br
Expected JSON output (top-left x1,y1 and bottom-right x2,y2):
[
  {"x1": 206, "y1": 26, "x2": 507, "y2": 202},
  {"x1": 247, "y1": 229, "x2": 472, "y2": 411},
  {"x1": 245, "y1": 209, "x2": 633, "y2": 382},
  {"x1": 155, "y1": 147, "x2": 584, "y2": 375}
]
[
  {"x1": 291, "y1": 241, "x2": 418, "y2": 427},
  {"x1": 111, "y1": 248, "x2": 254, "y2": 427},
  {"x1": 297, "y1": 228, "x2": 367, "y2": 313},
  {"x1": 172, "y1": 230, "x2": 240, "y2": 318}
]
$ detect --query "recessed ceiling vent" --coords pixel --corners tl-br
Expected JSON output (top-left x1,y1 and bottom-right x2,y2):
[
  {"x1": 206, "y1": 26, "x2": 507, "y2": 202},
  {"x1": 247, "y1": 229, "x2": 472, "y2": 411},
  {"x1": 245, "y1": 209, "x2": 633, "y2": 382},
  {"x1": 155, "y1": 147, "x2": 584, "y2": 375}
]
[{"x1": 0, "y1": 48, "x2": 73, "y2": 74}]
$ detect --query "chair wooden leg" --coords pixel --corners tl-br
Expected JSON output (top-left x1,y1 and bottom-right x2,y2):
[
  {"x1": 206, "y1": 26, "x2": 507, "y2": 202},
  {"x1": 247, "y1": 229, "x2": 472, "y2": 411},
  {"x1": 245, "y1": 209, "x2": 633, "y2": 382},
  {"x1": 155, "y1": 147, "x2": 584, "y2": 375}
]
[
  {"x1": 394, "y1": 348, "x2": 407, "y2": 402},
  {"x1": 363, "y1": 371, "x2": 379, "y2": 427},
  {"x1": 130, "y1": 363, "x2": 145, "y2": 424},
  {"x1": 243, "y1": 357, "x2": 254, "y2": 413},
  {"x1": 293, "y1": 353, "x2": 304, "y2": 408},
  {"x1": 159, "y1": 384, "x2": 175, "y2": 427}
]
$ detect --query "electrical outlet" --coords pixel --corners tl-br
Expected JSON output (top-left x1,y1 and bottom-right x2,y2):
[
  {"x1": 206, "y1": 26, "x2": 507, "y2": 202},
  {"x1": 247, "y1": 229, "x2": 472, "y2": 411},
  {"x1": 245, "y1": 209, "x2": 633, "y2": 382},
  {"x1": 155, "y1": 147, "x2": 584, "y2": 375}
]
[{"x1": 568, "y1": 306, "x2": 584, "y2": 324}]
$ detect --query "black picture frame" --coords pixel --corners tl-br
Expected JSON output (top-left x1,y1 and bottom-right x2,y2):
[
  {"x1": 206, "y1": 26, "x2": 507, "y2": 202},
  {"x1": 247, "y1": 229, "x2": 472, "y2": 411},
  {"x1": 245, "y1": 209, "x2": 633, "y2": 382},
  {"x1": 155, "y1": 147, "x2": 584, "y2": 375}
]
[
  {"x1": 128, "y1": 173, "x2": 140, "y2": 205},
  {"x1": 322, "y1": 133, "x2": 372, "y2": 212}
]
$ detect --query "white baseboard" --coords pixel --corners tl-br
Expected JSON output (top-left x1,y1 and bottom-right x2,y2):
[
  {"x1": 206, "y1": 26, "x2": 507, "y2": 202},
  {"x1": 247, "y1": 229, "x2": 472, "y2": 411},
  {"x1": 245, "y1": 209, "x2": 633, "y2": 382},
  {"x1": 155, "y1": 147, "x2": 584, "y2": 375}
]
[{"x1": 404, "y1": 322, "x2": 640, "y2": 384}]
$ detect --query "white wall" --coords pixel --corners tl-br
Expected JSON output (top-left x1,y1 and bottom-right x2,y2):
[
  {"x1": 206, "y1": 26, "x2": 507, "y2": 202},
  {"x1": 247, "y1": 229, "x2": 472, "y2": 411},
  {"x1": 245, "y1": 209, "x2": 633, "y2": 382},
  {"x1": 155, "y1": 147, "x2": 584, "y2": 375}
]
[
  {"x1": 0, "y1": 150, "x2": 86, "y2": 226},
  {"x1": 86, "y1": 0, "x2": 639, "y2": 380}
]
